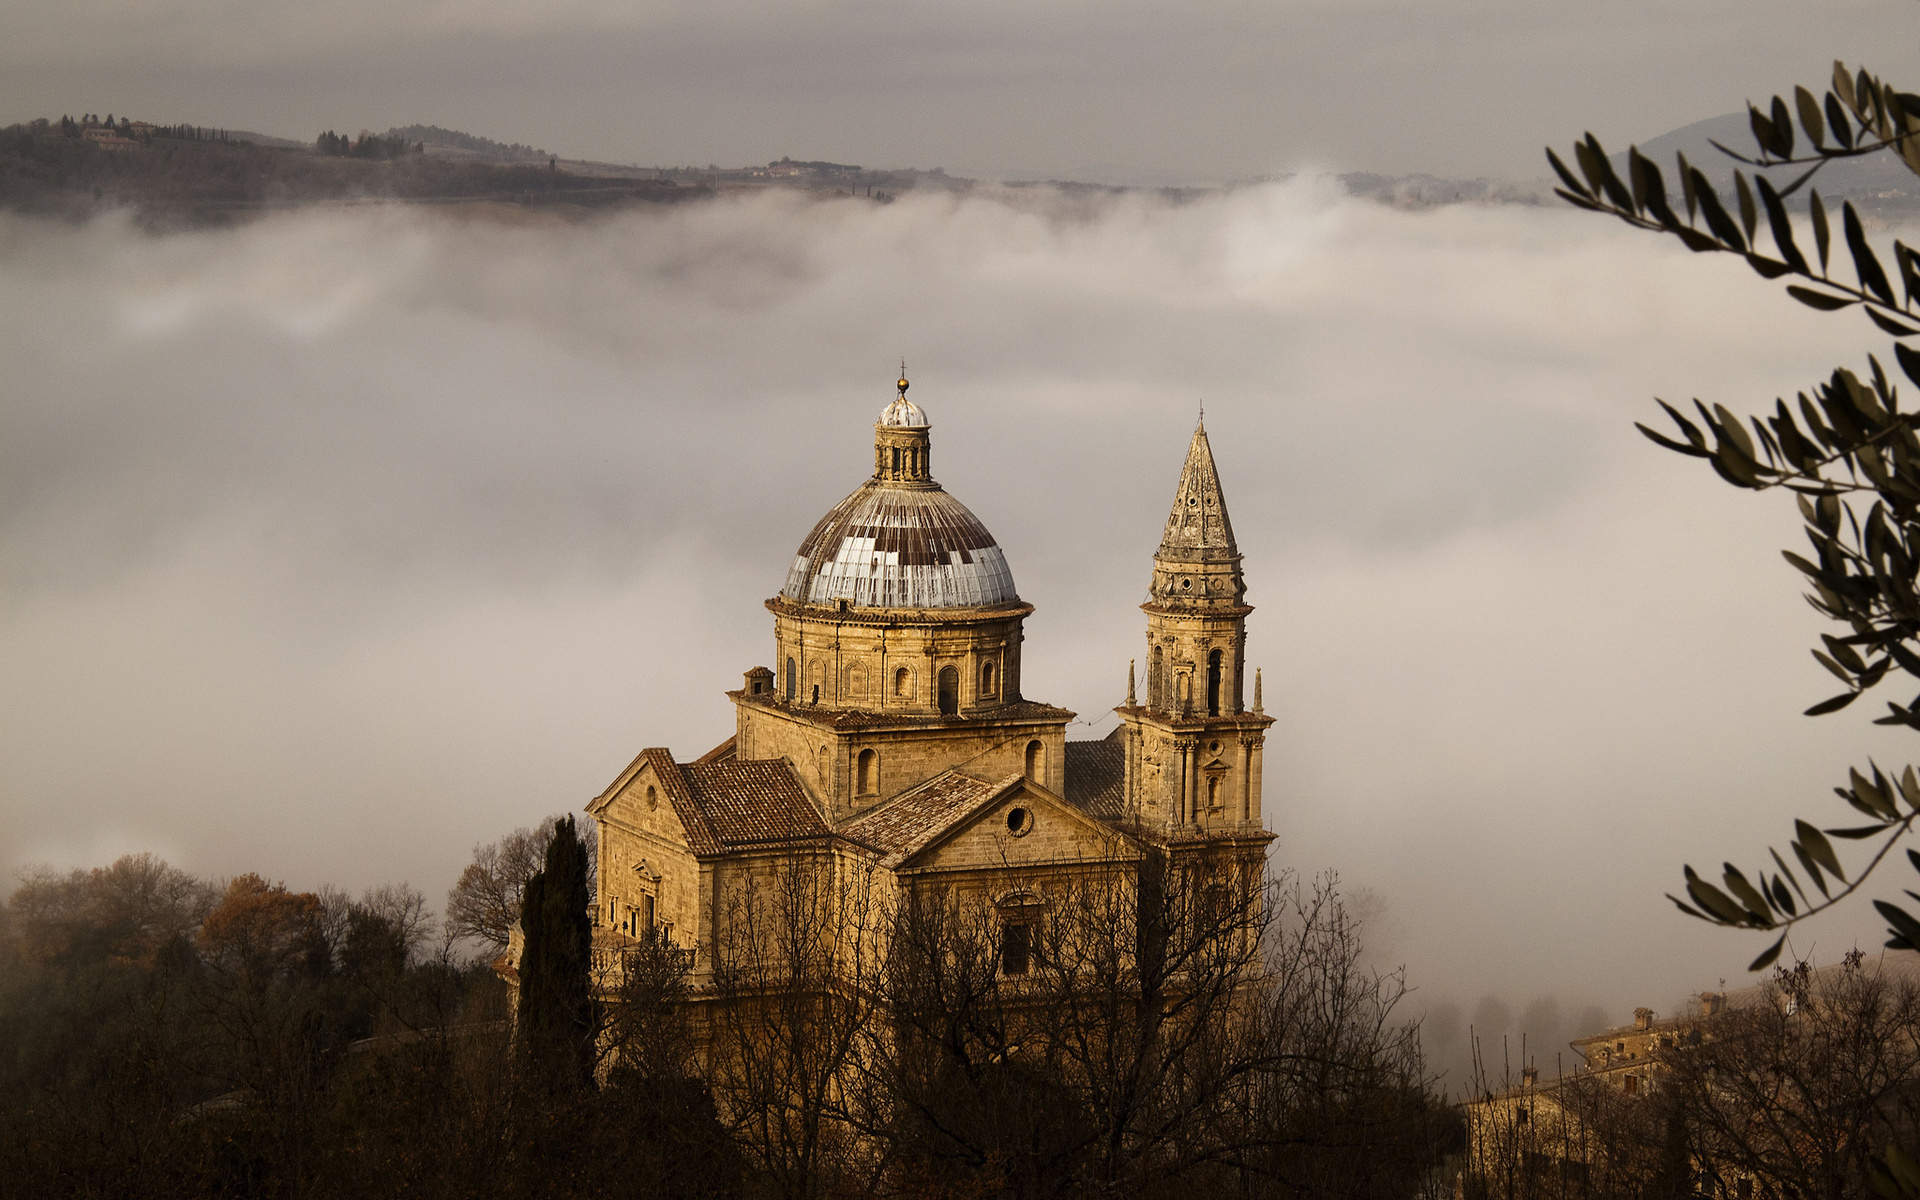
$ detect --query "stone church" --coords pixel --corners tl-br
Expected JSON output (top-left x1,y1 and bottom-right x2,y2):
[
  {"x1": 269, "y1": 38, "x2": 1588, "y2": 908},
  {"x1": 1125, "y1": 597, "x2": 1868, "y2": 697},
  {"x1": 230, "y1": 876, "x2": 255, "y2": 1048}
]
[{"x1": 583, "y1": 373, "x2": 1274, "y2": 972}]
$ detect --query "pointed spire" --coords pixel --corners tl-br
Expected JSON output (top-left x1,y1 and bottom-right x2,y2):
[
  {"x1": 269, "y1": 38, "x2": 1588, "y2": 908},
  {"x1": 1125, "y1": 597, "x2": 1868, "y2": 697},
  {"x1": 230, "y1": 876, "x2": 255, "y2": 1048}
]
[
  {"x1": 1127, "y1": 659, "x2": 1137, "y2": 707},
  {"x1": 1157, "y1": 422, "x2": 1238, "y2": 563},
  {"x1": 1252, "y1": 668, "x2": 1263, "y2": 714}
]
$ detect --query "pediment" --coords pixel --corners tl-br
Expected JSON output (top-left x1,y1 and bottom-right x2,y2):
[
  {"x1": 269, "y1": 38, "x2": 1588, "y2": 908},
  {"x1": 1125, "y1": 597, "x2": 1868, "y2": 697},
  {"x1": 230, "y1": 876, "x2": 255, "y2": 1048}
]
[
  {"x1": 588, "y1": 751, "x2": 697, "y2": 851},
  {"x1": 896, "y1": 777, "x2": 1141, "y2": 874}
]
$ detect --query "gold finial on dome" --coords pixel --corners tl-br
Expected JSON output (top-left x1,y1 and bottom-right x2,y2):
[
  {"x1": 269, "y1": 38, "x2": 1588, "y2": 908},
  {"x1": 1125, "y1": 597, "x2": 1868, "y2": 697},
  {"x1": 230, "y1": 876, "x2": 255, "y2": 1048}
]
[{"x1": 898, "y1": 359, "x2": 909, "y2": 395}]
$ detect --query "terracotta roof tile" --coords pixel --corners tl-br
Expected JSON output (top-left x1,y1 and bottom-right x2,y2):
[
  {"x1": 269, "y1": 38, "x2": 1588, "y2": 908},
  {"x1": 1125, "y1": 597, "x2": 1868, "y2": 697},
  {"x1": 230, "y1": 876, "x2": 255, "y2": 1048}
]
[
  {"x1": 1065, "y1": 738, "x2": 1126, "y2": 820},
  {"x1": 642, "y1": 748, "x2": 721, "y2": 856},
  {"x1": 683, "y1": 759, "x2": 829, "y2": 848},
  {"x1": 839, "y1": 770, "x2": 1016, "y2": 865}
]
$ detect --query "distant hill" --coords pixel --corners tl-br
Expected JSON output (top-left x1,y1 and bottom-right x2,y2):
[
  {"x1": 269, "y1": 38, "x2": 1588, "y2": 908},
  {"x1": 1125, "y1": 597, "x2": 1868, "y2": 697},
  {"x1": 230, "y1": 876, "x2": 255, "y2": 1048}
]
[
  {"x1": 1616, "y1": 111, "x2": 1920, "y2": 211},
  {"x1": 385, "y1": 125, "x2": 550, "y2": 163},
  {"x1": 0, "y1": 121, "x2": 692, "y2": 227},
  {"x1": 226, "y1": 129, "x2": 310, "y2": 150}
]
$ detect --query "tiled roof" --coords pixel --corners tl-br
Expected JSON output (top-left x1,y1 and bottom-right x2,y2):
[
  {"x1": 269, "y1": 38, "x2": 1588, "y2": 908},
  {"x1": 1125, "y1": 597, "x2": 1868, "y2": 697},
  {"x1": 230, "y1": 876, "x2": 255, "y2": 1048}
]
[
  {"x1": 839, "y1": 770, "x2": 1018, "y2": 866},
  {"x1": 641, "y1": 748, "x2": 722, "y2": 856},
  {"x1": 683, "y1": 759, "x2": 829, "y2": 848},
  {"x1": 1065, "y1": 738, "x2": 1126, "y2": 820},
  {"x1": 781, "y1": 481, "x2": 1017, "y2": 609}
]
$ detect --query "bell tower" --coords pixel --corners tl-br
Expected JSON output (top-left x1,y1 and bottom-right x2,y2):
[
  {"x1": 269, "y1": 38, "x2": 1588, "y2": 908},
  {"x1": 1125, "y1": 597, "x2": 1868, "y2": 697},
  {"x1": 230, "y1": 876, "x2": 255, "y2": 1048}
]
[{"x1": 1118, "y1": 417, "x2": 1272, "y2": 833}]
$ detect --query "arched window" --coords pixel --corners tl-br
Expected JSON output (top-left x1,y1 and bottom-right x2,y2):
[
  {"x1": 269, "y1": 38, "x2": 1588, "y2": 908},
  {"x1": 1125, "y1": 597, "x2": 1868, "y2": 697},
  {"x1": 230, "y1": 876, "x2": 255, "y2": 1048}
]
[
  {"x1": 785, "y1": 656, "x2": 796, "y2": 701},
  {"x1": 1025, "y1": 739, "x2": 1043, "y2": 783},
  {"x1": 937, "y1": 666, "x2": 959, "y2": 716},
  {"x1": 893, "y1": 666, "x2": 912, "y2": 699},
  {"x1": 847, "y1": 661, "x2": 869, "y2": 702},
  {"x1": 980, "y1": 660, "x2": 997, "y2": 698},
  {"x1": 1150, "y1": 644, "x2": 1164, "y2": 710},
  {"x1": 1207, "y1": 649, "x2": 1223, "y2": 716},
  {"x1": 857, "y1": 748, "x2": 878, "y2": 796}
]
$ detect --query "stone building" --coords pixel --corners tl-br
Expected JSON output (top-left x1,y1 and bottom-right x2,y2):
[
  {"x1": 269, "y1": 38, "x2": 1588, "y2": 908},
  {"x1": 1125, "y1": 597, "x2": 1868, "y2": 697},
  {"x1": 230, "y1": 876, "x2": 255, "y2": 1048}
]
[{"x1": 582, "y1": 373, "x2": 1274, "y2": 977}]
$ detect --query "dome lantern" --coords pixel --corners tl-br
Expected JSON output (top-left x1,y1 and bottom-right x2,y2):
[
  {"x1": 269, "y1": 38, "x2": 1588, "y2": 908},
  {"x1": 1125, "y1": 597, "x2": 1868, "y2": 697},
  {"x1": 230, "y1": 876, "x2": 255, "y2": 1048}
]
[{"x1": 778, "y1": 373, "x2": 1017, "y2": 610}]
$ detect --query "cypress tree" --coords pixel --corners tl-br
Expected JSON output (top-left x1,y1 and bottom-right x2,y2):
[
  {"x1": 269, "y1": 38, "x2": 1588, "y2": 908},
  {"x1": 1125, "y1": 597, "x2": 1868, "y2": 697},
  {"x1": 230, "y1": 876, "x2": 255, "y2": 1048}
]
[{"x1": 516, "y1": 814, "x2": 594, "y2": 1090}]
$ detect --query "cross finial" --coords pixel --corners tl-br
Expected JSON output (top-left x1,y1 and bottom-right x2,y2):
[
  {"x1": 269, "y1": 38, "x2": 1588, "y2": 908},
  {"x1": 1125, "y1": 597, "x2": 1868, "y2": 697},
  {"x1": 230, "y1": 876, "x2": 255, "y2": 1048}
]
[
  {"x1": 1197, "y1": 399, "x2": 1204, "y2": 429},
  {"x1": 898, "y1": 359, "x2": 909, "y2": 396}
]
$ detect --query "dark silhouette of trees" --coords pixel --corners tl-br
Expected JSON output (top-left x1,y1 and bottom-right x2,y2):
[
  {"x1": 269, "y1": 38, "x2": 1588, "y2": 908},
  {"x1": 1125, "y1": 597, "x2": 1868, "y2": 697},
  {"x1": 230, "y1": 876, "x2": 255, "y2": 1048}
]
[
  {"x1": 686, "y1": 848, "x2": 1451, "y2": 1199},
  {"x1": 0, "y1": 836, "x2": 1447, "y2": 1197},
  {"x1": 448, "y1": 814, "x2": 596, "y2": 953},
  {"x1": 1464, "y1": 954, "x2": 1920, "y2": 1200},
  {"x1": 516, "y1": 813, "x2": 594, "y2": 1092},
  {"x1": 314, "y1": 130, "x2": 417, "y2": 159}
]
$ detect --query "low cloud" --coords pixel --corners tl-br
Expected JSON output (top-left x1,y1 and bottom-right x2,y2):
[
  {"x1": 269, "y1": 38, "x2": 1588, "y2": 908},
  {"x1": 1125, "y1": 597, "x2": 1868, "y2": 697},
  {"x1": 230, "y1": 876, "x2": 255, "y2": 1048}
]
[{"x1": 0, "y1": 182, "x2": 1906, "y2": 1030}]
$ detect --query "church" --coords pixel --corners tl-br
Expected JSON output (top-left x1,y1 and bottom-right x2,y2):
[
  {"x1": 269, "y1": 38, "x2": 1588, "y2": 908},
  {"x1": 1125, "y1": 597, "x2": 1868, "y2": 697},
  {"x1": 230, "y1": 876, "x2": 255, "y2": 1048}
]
[{"x1": 582, "y1": 372, "x2": 1274, "y2": 974}]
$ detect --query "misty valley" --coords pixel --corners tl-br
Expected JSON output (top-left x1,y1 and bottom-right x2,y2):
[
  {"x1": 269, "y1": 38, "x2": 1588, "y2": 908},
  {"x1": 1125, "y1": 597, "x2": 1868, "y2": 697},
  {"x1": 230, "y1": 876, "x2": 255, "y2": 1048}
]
[{"x1": 16, "y1": 60, "x2": 1920, "y2": 1199}]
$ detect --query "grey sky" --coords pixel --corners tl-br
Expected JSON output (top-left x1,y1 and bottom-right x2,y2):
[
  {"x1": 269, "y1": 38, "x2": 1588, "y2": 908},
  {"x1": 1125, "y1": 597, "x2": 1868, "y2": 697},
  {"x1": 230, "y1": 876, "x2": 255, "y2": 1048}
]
[
  {"x1": 3, "y1": 0, "x2": 1915, "y2": 178},
  {"x1": 3, "y1": 182, "x2": 1912, "y2": 1061}
]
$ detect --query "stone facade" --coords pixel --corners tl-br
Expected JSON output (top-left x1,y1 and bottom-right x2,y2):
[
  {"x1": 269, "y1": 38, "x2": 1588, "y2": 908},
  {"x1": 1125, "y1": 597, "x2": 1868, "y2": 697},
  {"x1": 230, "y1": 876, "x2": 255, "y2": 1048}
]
[{"x1": 579, "y1": 375, "x2": 1276, "y2": 986}]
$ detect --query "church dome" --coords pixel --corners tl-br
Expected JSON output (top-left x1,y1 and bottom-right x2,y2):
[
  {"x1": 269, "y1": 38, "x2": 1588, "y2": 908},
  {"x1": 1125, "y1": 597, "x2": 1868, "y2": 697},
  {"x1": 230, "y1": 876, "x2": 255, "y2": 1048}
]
[
  {"x1": 779, "y1": 382, "x2": 1017, "y2": 609},
  {"x1": 780, "y1": 483, "x2": 1017, "y2": 609},
  {"x1": 879, "y1": 395, "x2": 928, "y2": 427}
]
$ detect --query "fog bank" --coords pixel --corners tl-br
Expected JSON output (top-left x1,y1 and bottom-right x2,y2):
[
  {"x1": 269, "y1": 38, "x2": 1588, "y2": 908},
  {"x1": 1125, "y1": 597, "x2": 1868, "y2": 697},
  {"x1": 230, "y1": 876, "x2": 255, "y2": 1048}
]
[{"x1": 1, "y1": 182, "x2": 1906, "y2": 1036}]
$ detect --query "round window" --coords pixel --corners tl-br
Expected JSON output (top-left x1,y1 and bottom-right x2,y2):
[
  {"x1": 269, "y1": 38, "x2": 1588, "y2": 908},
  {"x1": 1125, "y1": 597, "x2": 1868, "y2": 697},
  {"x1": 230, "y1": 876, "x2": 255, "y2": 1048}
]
[
  {"x1": 1006, "y1": 807, "x2": 1033, "y2": 836},
  {"x1": 1208, "y1": 740, "x2": 1221, "y2": 753},
  {"x1": 1180, "y1": 578, "x2": 1192, "y2": 591}
]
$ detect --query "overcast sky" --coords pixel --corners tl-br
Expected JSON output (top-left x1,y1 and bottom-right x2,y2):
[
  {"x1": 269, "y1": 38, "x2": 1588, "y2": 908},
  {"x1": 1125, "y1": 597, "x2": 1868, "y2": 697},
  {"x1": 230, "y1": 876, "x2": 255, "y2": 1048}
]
[{"x1": 2, "y1": 0, "x2": 1916, "y2": 179}]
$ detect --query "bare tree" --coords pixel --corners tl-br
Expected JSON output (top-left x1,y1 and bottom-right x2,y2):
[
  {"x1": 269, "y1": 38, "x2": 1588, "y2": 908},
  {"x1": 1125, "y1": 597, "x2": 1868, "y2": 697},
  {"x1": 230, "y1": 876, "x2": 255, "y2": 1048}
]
[
  {"x1": 850, "y1": 859, "x2": 1447, "y2": 1198},
  {"x1": 705, "y1": 847, "x2": 889, "y2": 1200},
  {"x1": 446, "y1": 814, "x2": 597, "y2": 952},
  {"x1": 7, "y1": 852, "x2": 217, "y2": 967},
  {"x1": 1665, "y1": 952, "x2": 1920, "y2": 1200}
]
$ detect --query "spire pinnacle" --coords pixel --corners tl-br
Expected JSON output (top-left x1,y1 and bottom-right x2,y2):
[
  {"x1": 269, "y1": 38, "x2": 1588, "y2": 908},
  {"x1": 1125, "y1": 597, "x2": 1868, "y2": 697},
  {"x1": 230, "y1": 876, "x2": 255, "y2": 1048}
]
[
  {"x1": 1253, "y1": 668, "x2": 1263, "y2": 714},
  {"x1": 1127, "y1": 658, "x2": 1137, "y2": 707},
  {"x1": 1157, "y1": 421, "x2": 1238, "y2": 564}
]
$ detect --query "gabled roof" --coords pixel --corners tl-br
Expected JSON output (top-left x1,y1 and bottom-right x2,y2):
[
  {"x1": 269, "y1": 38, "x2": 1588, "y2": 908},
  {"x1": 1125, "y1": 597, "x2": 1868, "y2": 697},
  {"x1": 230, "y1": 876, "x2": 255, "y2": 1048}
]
[
  {"x1": 839, "y1": 767, "x2": 1143, "y2": 870},
  {"x1": 839, "y1": 770, "x2": 1008, "y2": 865},
  {"x1": 1065, "y1": 736, "x2": 1126, "y2": 820},
  {"x1": 594, "y1": 748, "x2": 826, "y2": 857}
]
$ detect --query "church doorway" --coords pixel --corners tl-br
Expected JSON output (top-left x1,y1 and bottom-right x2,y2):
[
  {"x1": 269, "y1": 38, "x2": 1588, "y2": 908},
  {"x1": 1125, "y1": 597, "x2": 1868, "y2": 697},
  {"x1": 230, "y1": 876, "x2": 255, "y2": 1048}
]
[{"x1": 937, "y1": 666, "x2": 959, "y2": 715}]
